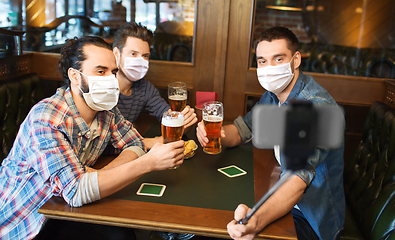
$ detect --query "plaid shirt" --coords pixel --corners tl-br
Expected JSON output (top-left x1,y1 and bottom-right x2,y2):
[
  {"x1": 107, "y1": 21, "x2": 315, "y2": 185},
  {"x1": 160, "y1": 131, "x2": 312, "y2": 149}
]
[{"x1": 0, "y1": 86, "x2": 145, "y2": 239}]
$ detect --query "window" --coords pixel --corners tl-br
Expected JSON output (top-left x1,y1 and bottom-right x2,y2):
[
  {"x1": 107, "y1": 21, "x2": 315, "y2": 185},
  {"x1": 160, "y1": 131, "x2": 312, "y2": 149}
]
[
  {"x1": 133, "y1": 0, "x2": 196, "y2": 62},
  {"x1": 3, "y1": 0, "x2": 195, "y2": 61},
  {"x1": 0, "y1": 0, "x2": 18, "y2": 27},
  {"x1": 252, "y1": 0, "x2": 395, "y2": 79}
]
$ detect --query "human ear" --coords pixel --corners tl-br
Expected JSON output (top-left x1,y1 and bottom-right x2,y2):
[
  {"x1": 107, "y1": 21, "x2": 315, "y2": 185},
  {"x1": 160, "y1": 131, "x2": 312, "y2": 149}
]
[
  {"x1": 68, "y1": 68, "x2": 81, "y2": 86},
  {"x1": 293, "y1": 51, "x2": 301, "y2": 70},
  {"x1": 113, "y1": 47, "x2": 120, "y2": 65}
]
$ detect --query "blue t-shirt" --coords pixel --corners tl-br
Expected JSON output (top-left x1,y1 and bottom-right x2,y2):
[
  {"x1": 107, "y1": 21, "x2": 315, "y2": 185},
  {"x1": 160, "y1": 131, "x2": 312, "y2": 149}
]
[{"x1": 233, "y1": 71, "x2": 345, "y2": 240}]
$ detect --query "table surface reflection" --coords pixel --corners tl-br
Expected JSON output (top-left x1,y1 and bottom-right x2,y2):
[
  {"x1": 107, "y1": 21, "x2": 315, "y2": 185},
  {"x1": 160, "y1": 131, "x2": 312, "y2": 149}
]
[{"x1": 38, "y1": 122, "x2": 296, "y2": 239}]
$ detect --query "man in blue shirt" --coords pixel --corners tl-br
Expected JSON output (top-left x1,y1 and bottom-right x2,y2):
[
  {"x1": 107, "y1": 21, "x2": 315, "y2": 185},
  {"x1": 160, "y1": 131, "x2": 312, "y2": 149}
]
[{"x1": 196, "y1": 27, "x2": 345, "y2": 240}]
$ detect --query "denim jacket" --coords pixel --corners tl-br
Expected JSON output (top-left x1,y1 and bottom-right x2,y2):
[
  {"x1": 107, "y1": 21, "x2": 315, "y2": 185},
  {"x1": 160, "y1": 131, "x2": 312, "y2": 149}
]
[{"x1": 234, "y1": 72, "x2": 345, "y2": 240}]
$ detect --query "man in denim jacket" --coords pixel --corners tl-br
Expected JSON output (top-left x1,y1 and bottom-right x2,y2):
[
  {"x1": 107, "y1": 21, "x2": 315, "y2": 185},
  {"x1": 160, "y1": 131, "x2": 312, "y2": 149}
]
[{"x1": 196, "y1": 27, "x2": 345, "y2": 240}]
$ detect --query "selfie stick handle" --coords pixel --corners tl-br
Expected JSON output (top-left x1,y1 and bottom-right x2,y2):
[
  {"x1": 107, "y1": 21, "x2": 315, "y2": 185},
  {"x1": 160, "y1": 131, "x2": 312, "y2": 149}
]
[{"x1": 237, "y1": 170, "x2": 293, "y2": 225}]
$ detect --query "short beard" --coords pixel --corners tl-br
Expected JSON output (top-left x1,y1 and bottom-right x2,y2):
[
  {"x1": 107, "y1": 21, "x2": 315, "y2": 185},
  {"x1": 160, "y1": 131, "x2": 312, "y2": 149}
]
[
  {"x1": 79, "y1": 75, "x2": 89, "y2": 97},
  {"x1": 118, "y1": 65, "x2": 132, "y2": 83}
]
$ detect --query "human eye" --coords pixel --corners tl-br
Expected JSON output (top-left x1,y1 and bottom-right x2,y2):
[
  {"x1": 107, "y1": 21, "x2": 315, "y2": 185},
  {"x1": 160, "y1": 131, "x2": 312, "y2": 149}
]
[
  {"x1": 257, "y1": 59, "x2": 265, "y2": 65},
  {"x1": 96, "y1": 69, "x2": 106, "y2": 75},
  {"x1": 275, "y1": 57, "x2": 283, "y2": 62},
  {"x1": 143, "y1": 54, "x2": 150, "y2": 60}
]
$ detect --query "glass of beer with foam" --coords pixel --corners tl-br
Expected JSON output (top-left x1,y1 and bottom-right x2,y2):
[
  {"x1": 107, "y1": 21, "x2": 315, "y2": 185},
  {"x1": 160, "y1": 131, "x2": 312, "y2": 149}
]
[
  {"x1": 203, "y1": 101, "x2": 223, "y2": 154},
  {"x1": 168, "y1": 82, "x2": 187, "y2": 112},
  {"x1": 161, "y1": 111, "x2": 185, "y2": 144}
]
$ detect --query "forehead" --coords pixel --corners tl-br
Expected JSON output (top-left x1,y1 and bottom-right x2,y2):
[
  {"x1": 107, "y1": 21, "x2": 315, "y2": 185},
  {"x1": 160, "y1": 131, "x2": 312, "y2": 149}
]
[
  {"x1": 82, "y1": 45, "x2": 116, "y2": 70},
  {"x1": 256, "y1": 39, "x2": 292, "y2": 57},
  {"x1": 123, "y1": 37, "x2": 150, "y2": 52}
]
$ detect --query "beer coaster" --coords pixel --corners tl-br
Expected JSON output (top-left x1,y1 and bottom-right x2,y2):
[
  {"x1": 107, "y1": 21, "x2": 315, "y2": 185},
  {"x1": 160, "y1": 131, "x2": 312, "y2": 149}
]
[
  {"x1": 136, "y1": 183, "x2": 166, "y2": 197},
  {"x1": 218, "y1": 165, "x2": 247, "y2": 178}
]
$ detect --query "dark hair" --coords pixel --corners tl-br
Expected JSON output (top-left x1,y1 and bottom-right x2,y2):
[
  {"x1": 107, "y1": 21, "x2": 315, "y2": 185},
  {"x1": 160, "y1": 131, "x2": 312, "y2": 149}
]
[
  {"x1": 254, "y1": 26, "x2": 299, "y2": 54},
  {"x1": 113, "y1": 22, "x2": 153, "y2": 52},
  {"x1": 58, "y1": 36, "x2": 112, "y2": 86}
]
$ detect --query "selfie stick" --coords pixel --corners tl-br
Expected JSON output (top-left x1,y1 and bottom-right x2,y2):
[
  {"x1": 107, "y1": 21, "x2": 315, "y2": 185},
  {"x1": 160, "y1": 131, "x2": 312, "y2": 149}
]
[
  {"x1": 237, "y1": 170, "x2": 293, "y2": 224},
  {"x1": 238, "y1": 101, "x2": 317, "y2": 225}
]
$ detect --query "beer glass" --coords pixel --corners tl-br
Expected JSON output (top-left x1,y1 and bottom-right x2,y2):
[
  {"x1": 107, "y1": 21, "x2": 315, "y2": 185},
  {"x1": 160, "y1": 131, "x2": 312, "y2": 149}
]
[
  {"x1": 168, "y1": 82, "x2": 187, "y2": 112},
  {"x1": 161, "y1": 111, "x2": 185, "y2": 144},
  {"x1": 203, "y1": 101, "x2": 223, "y2": 154}
]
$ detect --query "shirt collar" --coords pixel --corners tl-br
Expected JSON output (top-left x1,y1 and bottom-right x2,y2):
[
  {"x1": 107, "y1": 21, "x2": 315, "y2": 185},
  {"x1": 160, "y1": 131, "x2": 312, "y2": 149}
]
[
  {"x1": 267, "y1": 71, "x2": 307, "y2": 106},
  {"x1": 62, "y1": 86, "x2": 115, "y2": 138},
  {"x1": 63, "y1": 87, "x2": 91, "y2": 136}
]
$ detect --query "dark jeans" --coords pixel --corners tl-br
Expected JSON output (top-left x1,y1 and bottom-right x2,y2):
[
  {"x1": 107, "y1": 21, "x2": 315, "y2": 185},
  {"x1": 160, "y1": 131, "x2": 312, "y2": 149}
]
[
  {"x1": 33, "y1": 219, "x2": 136, "y2": 240},
  {"x1": 292, "y1": 208, "x2": 319, "y2": 240},
  {"x1": 291, "y1": 208, "x2": 341, "y2": 240}
]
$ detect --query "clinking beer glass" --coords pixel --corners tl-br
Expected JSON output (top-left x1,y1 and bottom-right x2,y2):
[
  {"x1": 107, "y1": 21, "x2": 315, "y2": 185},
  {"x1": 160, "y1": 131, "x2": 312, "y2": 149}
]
[
  {"x1": 203, "y1": 101, "x2": 223, "y2": 154},
  {"x1": 168, "y1": 82, "x2": 187, "y2": 112},
  {"x1": 161, "y1": 111, "x2": 184, "y2": 144},
  {"x1": 162, "y1": 111, "x2": 184, "y2": 169}
]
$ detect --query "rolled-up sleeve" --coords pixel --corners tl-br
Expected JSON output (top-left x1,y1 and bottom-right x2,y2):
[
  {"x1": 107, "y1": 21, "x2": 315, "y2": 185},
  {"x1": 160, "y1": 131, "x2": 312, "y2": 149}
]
[
  {"x1": 288, "y1": 148, "x2": 329, "y2": 187},
  {"x1": 233, "y1": 116, "x2": 253, "y2": 143},
  {"x1": 122, "y1": 145, "x2": 146, "y2": 157}
]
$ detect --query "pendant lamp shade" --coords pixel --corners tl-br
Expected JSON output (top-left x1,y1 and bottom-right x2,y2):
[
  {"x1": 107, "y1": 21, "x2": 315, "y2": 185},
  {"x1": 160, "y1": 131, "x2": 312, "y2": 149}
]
[{"x1": 266, "y1": 0, "x2": 303, "y2": 11}]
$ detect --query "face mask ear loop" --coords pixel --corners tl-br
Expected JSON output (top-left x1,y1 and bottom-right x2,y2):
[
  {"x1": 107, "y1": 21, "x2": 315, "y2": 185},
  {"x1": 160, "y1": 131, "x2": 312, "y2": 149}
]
[
  {"x1": 71, "y1": 68, "x2": 88, "y2": 95},
  {"x1": 289, "y1": 53, "x2": 296, "y2": 74}
]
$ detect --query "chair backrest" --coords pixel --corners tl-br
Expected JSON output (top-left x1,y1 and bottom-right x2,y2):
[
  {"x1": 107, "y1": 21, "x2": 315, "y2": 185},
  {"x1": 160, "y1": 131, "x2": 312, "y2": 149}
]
[
  {"x1": 0, "y1": 73, "x2": 44, "y2": 162},
  {"x1": 344, "y1": 101, "x2": 395, "y2": 240}
]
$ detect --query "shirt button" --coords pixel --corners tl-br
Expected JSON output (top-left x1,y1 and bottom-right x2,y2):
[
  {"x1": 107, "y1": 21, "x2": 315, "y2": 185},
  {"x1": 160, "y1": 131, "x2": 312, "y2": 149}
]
[{"x1": 83, "y1": 147, "x2": 86, "y2": 151}]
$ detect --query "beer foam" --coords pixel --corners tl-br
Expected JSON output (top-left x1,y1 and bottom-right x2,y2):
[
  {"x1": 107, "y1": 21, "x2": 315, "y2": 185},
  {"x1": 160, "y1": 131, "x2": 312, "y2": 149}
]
[
  {"x1": 162, "y1": 116, "x2": 184, "y2": 127},
  {"x1": 203, "y1": 116, "x2": 223, "y2": 122},
  {"x1": 169, "y1": 95, "x2": 187, "y2": 100}
]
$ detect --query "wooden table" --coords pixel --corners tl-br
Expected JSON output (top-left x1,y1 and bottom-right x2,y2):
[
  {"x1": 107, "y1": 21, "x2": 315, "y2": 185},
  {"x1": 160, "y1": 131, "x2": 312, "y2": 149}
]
[{"x1": 38, "y1": 121, "x2": 296, "y2": 239}]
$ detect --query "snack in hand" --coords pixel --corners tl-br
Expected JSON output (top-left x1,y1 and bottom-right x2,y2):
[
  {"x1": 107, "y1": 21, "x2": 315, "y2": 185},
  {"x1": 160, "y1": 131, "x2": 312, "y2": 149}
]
[{"x1": 184, "y1": 140, "x2": 198, "y2": 158}]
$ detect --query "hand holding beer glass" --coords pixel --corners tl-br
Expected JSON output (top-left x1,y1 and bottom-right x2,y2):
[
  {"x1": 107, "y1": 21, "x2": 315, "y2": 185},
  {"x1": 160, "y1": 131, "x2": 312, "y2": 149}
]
[
  {"x1": 162, "y1": 111, "x2": 185, "y2": 168},
  {"x1": 168, "y1": 82, "x2": 187, "y2": 112},
  {"x1": 203, "y1": 101, "x2": 223, "y2": 154}
]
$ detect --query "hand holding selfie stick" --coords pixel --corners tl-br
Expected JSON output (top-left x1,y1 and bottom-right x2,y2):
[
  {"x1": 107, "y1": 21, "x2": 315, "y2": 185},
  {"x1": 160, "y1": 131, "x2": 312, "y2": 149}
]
[
  {"x1": 237, "y1": 170, "x2": 293, "y2": 224},
  {"x1": 238, "y1": 101, "x2": 318, "y2": 225}
]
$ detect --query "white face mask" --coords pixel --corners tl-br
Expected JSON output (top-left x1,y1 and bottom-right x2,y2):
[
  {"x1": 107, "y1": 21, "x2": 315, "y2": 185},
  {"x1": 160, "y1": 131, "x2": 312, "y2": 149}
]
[
  {"x1": 257, "y1": 54, "x2": 295, "y2": 94},
  {"x1": 76, "y1": 70, "x2": 120, "y2": 111},
  {"x1": 122, "y1": 57, "x2": 149, "y2": 81}
]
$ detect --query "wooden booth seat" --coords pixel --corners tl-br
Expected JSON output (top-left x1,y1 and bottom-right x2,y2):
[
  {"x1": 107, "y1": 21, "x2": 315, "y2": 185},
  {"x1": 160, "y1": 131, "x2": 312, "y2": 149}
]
[
  {"x1": 341, "y1": 101, "x2": 395, "y2": 240},
  {"x1": 0, "y1": 73, "x2": 45, "y2": 162}
]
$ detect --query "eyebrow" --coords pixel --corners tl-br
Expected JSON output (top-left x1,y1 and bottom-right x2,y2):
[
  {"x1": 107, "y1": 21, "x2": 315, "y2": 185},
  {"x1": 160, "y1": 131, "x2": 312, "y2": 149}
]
[
  {"x1": 130, "y1": 49, "x2": 150, "y2": 56},
  {"x1": 95, "y1": 65, "x2": 108, "y2": 71},
  {"x1": 273, "y1": 53, "x2": 287, "y2": 58},
  {"x1": 95, "y1": 65, "x2": 118, "y2": 73},
  {"x1": 256, "y1": 53, "x2": 287, "y2": 60}
]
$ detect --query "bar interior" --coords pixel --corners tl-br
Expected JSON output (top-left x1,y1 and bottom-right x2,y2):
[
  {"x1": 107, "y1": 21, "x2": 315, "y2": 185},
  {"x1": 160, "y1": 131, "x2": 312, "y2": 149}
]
[{"x1": 0, "y1": 0, "x2": 394, "y2": 240}]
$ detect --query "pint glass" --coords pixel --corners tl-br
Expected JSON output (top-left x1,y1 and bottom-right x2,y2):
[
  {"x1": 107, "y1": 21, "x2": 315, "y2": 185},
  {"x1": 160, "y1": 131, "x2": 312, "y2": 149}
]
[
  {"x1": 203, "y1": 101, "x2": 223, "y2": 154},
  {"x1": 168, "y1": 82, "x2": 187, "y2": 112},
  {"x1": 161, "y1": 111, "x2": 185, "y2": 144}
]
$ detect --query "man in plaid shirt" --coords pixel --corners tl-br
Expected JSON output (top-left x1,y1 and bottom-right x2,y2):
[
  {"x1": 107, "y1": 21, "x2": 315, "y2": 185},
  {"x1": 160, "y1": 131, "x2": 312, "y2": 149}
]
[{"x1": 0, "y1": 36, "x2": 185, "y2": 239}]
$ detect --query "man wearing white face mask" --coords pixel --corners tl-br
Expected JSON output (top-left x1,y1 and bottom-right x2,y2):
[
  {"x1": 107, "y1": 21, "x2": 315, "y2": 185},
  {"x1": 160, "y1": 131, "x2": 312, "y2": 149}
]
[
  {"x1": 112, "y1": 22, "x2": 197, "y2": 149},
  {"x1": 0, "y1": 36, "x2": 185, "y2": 240},
  {"x1": 196, "y1": 27, "x2": 345, "y2": 240}
]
